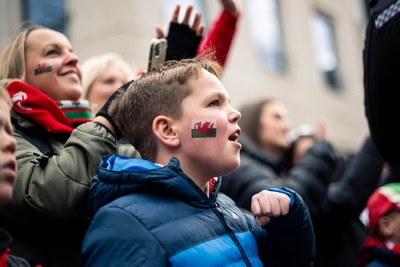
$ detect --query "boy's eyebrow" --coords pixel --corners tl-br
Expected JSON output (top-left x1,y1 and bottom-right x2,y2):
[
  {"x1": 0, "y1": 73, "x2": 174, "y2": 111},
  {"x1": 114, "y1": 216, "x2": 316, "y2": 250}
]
[
  {"x1": 42, "y1": 43, "x2": 59, "y2": 51},
  {"x1": 204, "y1": 89, "x2": 230, "y2": 100},
  {"x1": 42, "y1": 43, "x2": 73, "y2": 51}
]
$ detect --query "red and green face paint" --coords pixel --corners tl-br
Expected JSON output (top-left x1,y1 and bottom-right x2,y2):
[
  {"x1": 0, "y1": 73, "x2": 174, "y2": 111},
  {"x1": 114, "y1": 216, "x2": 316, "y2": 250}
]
[
  {"x1": 191, "y1": 119, "x2": 217, "y2": 138},
  {"x1": 34, "y1": 63, "x2": 52, "y2": 75}
]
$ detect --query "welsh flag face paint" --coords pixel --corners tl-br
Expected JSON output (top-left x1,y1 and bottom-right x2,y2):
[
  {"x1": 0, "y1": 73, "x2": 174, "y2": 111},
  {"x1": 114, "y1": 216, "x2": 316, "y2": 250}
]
[
  {"x1": 34, "y1": 63, "x2": 52, "y2": 75},
  {"x1": 191, "y1": 119, "x2": 217, "y2": 138}
]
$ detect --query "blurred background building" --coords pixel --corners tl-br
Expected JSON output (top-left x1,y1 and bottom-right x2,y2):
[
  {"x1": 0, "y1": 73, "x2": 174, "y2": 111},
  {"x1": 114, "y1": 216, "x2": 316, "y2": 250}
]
[{"x1": 0, "y1": 0, "x2": 369, "y2": 153}]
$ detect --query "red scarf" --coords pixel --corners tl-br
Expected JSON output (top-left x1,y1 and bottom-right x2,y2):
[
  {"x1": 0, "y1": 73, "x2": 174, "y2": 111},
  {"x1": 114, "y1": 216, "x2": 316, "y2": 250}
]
[
  {"x1": 359, "y1": 236, "x2": 400, "y2": 266},
  {"x1": 0, "y1": 248, "x2": 9, "y2": 267},
  {"x1": 6, "y1": 80, "x2": 93, "y2": 134}
]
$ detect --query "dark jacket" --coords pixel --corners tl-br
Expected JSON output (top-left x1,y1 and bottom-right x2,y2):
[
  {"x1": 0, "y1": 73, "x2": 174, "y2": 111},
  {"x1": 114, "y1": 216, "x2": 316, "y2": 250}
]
[
  {"x1": 363, "y1": 248, "x2": 400, "y2": 267},
  {"x1": 364, "y1": 0, "x2": 400, "y2": 164},
  {"x1": 221, "y1": 135, "x2": 385, "y2": 267},
  {"x1": 220, "y1": 132, "x2": 336, "y2": 215},
  {"x1": 81, "y1": 156, "x2": 315, "y2": 267},
  {"x1": 368, "y1": 0, "x2": 397, "y2": 16},
  {"x1": 0, "y1": 110, "x2": 139, "y2": 267},
  {"x1": 314, "y1": 137, "x2": 385, "y2": 267},
  {"x1": 359, "y1": 236, "x2": 400, "y2": 267},
  {"x1": 0, "y1": 229, "x2": 30, "y2": 267}
]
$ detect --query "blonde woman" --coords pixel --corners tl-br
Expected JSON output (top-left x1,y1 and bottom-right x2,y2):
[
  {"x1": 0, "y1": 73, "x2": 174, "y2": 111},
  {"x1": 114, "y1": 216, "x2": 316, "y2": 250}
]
[
  {"x1": 0, "y1": 25, "x2": 139, "y2": 267},
  {"x1": 81, "y1": 53, "x2": 134, "y2": 115}
]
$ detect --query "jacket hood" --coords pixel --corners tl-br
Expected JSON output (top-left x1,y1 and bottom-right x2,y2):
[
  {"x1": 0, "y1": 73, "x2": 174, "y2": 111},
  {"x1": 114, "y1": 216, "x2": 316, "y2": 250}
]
[{"x1": 89, "y1": 155, "x2": 217, "y2": 216}]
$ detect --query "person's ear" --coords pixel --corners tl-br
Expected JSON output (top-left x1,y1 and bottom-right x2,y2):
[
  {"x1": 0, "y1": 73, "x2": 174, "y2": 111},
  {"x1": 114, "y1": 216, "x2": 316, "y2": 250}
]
[{"x1": 152, "y1": 115, "x2": 180, "y2": 147}]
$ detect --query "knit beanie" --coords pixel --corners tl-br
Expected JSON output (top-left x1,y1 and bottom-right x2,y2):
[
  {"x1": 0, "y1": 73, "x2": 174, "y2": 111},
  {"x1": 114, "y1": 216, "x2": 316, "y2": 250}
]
[{"x1": 367, "y1": 183, "x2": 400, "y2": 235}]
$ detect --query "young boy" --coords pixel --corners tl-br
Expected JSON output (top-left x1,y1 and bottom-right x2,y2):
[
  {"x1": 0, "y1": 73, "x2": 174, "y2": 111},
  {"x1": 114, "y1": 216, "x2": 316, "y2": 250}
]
[
  {"x1": 0, "y1": 84, "x2": 30, "y2": 266},
  {"x1": 81, "y1": 57, "x2": 315, "y2": 266},
  {"x1": 359, "y1": 183, "x2": 400, "y2": 266}
]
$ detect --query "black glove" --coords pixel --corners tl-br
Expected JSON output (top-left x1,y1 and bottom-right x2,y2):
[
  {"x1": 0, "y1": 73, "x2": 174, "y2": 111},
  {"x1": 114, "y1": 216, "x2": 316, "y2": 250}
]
[
  {"x1": 96, "y1": 80, "x2": 134, "y2": 139},
  {"x1": 166, "y1": 22, "x2": 202, "y2": 61}
]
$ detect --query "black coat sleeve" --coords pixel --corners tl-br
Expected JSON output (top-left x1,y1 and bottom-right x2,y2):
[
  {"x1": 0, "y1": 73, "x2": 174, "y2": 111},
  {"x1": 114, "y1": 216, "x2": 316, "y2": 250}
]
[
  {"x1": 283, "y1": 140, "x2": 337, "y2": 215},
  {"x1": 363, "y1": 6, "x2": 400, "y2": 164}
]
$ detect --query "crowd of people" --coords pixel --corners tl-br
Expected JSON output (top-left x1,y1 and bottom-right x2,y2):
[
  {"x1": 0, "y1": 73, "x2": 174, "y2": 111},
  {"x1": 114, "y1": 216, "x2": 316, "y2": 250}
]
[{"x1": 0, "y1": 0, "x2": 399, "y2": 266}]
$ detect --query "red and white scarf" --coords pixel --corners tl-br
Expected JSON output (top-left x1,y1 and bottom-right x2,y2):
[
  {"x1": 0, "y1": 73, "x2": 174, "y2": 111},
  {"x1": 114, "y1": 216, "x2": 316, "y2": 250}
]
[
  {"x1": 5, "y1": 80, "x2": 93, "y2": 134},
  {"x1": 359, "y1": 237, "x2": 400, "y2": 266}
]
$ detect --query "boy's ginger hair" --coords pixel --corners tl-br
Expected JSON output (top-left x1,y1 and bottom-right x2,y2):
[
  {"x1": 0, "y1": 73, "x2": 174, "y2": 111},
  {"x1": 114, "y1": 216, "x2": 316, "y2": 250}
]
[{"x1": 109, "y1": 56, "x2": 222, "y2": 161}]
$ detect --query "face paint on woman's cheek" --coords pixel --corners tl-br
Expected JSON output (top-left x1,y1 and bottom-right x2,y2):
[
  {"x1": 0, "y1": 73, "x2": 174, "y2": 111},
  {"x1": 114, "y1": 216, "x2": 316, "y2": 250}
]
[
  {"x1": 191, "y1": 119, "x2": 217, "y2": 138},
  {"x1": 34, "y1": 63, "x2": 52, "y2": 75}
]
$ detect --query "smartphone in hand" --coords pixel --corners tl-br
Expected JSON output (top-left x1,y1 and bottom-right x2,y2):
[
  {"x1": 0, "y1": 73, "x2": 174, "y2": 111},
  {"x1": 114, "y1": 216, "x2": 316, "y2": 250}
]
[{"x1": 147, "y1": 38, "x2": 168, "y2": 71}]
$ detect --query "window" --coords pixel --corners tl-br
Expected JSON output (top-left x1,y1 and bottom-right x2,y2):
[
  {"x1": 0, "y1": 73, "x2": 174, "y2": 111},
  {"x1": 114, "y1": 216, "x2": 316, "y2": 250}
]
[
  {"x1": 311, "y1": 12, "x2": 340, "y2": 89},
  {"x1": 248, "y1": 0, "x2": 285, "y2": 72},
  {"x1": 22, "y1": 0, "x2": 68, "y2": 35}
]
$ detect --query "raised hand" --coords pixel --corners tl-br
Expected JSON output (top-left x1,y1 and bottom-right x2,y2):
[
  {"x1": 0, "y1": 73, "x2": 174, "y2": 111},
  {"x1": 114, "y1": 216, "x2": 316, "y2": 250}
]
[
  {"x1": 155, "y1": 4, "x2": 205, "y2": 61},
  {"x1": 251, "y1": 190, "x2": 290, "y2": 226}
]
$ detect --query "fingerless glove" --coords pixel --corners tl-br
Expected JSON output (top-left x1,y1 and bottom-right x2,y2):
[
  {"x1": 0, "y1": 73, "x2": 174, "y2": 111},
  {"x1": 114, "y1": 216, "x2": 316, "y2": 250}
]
[{"x1": 166, "y1": 22, "x2": 202, "y2": 61}]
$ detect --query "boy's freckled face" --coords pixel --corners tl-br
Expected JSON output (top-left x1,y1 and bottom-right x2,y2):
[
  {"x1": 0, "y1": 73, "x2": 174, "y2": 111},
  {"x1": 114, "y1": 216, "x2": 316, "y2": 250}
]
[
  {"x1": 0, "y1": 100, "x2": 17, "y2": 206},
  {"x1": 175, "y1": 69, "x2": 241, "y2": 178}
]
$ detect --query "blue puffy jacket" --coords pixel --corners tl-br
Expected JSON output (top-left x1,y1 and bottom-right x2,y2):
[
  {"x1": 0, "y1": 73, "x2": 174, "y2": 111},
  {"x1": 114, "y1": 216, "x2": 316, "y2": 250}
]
[{"x1": 81, "y1": 155, "x2": 315, "y2": 267}]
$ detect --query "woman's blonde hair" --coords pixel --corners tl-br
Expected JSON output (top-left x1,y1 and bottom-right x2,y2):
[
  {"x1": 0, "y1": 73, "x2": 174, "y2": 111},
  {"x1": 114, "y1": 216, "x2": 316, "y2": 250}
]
[
  {"x1": 80, "y1": 52, "x2": 133, "y2": 100},
  {"x1": 0, "y1": 23, "x2": 45, "y2": 81},
  {"x1": 0, "y1": 79, "x2": 14, "y2": 107}
]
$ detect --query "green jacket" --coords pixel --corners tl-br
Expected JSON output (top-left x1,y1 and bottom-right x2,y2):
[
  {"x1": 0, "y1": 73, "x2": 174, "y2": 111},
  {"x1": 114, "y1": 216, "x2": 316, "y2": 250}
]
[{"x1": 0, "y1": 111, "x2": 140, "y2": 267}]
